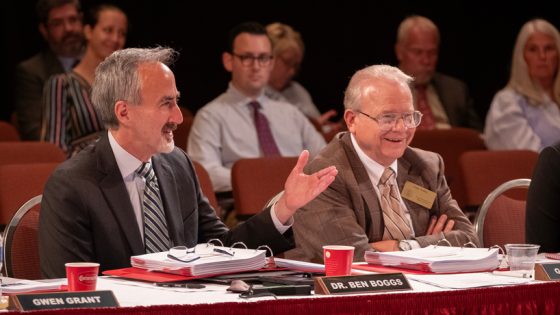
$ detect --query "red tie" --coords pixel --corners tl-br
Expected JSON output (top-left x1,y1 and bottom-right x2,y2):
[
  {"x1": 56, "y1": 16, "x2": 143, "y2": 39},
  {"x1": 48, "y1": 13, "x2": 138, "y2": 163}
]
[
  {"x1": 415, "y1": 85, "x2": 436, "y2": 130},
  {"x1": 249, "y1": 101, "x2": 280, "y2": 157}
]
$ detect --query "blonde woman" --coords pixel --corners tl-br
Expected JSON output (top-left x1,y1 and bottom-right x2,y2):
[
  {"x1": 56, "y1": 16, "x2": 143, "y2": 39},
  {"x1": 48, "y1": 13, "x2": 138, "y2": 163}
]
[
  {"x1": 484, "y1": 19, "x2": 560, "y2": 151},
  {"x1": 266, "y1": 23, "x2": 341, "y2": 138}
]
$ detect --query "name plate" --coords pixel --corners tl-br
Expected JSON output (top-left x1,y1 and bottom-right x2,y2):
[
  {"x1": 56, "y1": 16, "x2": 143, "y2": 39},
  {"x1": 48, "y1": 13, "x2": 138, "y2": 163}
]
[
  {"x1": 314, "y1": 273, "x2": 411, "y2": 295},
  {"x1": 10, "y1": 290, "x2": 119, "y2": 311},
  {"x1": 535, "y1": 263, "x2": 560, "y2": 281}
]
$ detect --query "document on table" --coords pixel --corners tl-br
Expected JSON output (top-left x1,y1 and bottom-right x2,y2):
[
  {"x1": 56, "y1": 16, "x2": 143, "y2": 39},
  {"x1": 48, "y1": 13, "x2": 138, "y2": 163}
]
[
  {"x1": 131, "y1": 246, "x2": 266, "y2": 277},
  {"x1": 274, "y1": 258, "x2": 325, "y2": 273},
  {"x1": 0, "y1": 277, "x2": 65, "y2": 294},
  {"x1": 407, "y1": 272, "x2": 533, "y2": 289},
  {"x1": 364, "y1": 246, "x2": 500, "y2": 273}
]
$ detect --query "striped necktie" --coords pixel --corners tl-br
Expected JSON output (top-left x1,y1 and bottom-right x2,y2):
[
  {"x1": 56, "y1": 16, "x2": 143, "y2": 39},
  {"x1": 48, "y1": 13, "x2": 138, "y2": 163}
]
[
  {"x1": 249, "y1": 101, "x2": 281, "y2": 157},
  {"x1": 378, "y1": 168, "x2": 413, "y2": 240},
  {"x1": 137, "y1": 162, "x2": 171, "y2": 253}
]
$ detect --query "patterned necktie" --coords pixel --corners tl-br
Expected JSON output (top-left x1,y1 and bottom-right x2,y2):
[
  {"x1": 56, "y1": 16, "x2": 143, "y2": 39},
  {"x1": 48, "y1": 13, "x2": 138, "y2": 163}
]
[
  {"x1": 136, "y1": 162, "x2": 170, "y2": 253},
  {"x1": 415, "y1": 85, "x2": 436, "y2": 130},
  {"x1": 249, "y1": 101, "x2": 280, "y2": 157},
  {"x1": 378, "y1": 168, "x2": 413, "y2": 240}
]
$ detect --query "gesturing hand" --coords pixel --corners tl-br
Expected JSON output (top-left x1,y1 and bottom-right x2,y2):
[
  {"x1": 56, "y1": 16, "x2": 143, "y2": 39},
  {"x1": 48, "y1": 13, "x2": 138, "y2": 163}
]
[{"x1": 274, "y1": 150, "x2": 337, "y2": 224}]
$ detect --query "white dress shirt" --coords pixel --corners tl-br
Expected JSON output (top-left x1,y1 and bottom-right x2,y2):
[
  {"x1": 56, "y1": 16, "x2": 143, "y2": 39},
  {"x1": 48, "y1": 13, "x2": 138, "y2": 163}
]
[
  {"x1": 108, "y1": 131, "x2": 292, "y2": 237},
  {"x1": 350, "y1": 134, "x2": 421, "y2": 247},
  {"x1": 187, "y1": 83, "x2": 326, "y2": 192}
]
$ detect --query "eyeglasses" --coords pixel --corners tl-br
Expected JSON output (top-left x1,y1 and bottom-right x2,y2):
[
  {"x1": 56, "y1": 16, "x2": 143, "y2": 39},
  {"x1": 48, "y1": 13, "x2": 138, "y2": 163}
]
[
  {"x1": 167, "y1": 244, "x2": 234, "y2": 263},
  {"x1": 232, "y1": 53, "x2": 273, "y2": 67},
  {"x1": 356, "y1": 110, "x2": 423, "y2": 131}
]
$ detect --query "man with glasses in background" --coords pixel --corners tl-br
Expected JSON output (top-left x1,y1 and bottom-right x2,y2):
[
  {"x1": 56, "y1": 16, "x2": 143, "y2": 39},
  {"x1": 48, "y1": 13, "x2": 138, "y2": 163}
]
[
  {"x1": 188, "y1": 22, "x2": 325, "y2": 212},
  {"x1": 284, "y1": 65, "x2": 478, "y2": 263},
  {"x1": 15, "y1": 0, "x2": 84, "y2": 140}
]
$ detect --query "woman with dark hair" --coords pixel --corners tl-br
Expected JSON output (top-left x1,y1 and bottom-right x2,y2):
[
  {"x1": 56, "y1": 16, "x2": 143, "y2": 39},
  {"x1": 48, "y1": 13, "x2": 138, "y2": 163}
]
[{"x1": 41, "y1": 4, "x2": 128, "y2": 157}]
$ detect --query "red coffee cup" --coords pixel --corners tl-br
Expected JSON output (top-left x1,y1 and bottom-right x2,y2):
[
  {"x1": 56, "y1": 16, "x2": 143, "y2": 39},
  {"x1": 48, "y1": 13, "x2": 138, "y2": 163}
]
[
  {"x1": 323, "y1": 245, "x2": 355, "y2": 276},
  {"x1": 65, "y1": 262, "x2": 100, "y2": 291}
]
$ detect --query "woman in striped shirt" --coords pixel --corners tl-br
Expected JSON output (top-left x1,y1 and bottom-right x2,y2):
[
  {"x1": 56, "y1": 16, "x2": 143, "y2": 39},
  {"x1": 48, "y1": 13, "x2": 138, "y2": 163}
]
[{"x1": 41, "y1": 4, "x2": 127, "y2": 157}]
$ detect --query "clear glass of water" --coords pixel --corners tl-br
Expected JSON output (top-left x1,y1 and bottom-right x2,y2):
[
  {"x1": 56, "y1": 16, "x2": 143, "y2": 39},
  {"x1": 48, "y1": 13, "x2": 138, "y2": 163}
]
[{"x1": 505, "y1": 243, "x2": 540, "y2": 271}]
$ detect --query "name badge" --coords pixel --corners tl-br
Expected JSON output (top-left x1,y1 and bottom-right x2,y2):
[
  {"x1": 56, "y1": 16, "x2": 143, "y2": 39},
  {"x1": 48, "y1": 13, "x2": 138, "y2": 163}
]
[
  {"x1": 401, "y1": 181, "x2": 436, "y2": 209},
  {"x1": 10, "y1": 291, "x2": 119, "y2": 311}
]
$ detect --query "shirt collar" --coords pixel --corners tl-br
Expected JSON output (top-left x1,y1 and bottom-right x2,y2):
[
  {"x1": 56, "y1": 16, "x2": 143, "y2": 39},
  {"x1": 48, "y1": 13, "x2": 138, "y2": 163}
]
[
  {"x1": 226, "y1": 82, "x2": 267, "y2": 106},
  {"x1": 58, "y1": 56, "x2": 78, "y2": 72},
  {"x1": 350, "y1": 133, "x2": 398, "y2": 186},
  {"x1": 108, "y1": 131, "x2": 150, "y2": 179}
]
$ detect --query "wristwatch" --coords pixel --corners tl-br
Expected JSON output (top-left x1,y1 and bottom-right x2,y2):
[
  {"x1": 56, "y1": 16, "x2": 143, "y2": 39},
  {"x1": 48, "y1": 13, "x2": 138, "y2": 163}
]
[{"x1": 398, "y1": 240, "x2": 412, "y2": 251}]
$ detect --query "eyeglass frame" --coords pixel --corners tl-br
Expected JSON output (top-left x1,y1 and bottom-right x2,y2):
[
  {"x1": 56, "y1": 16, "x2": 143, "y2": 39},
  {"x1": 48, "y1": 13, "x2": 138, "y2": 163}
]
[
  {"x1": 231, "y1": 52, "x2": 274, "y2": 67},
  {"x1": 167, "y1": 243, "x2": 235, "y2": 263},
  {"x1": 355, "y1": 110, "x2": 423, "y2": 131}
]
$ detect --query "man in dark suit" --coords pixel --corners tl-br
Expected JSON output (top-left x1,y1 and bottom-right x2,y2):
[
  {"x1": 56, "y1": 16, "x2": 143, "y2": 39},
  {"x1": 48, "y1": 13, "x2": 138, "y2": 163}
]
[
  {"x1": 38, "y1": 47, "x2": 338, "y2": 278},
  {"x1": 284, "y1": 65, "x2": 478, "y2": 263},
  {"x1": 395, "y1": 15, "x2": 482, "y2": 131},
  {"x1": 526, "y1": 142, "x2": 560, "y2": 252},
  {"x1": 14, "y1": 0, "x2": 84, "y2": 140}
]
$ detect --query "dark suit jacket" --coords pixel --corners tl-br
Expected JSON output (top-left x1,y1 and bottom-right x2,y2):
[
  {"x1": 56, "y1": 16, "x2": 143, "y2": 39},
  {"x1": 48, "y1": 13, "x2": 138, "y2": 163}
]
[
  {"x1": 526, "y1": 142, "x2": 560, "y2": 252},
  {"x1": 14, "y1": 49, "x2": 65, "y2": 140},
  {"x1": 432, "y1": 72, "x2": 483, "y2": 131},
  {"x1": 285, "y1": 132, "x2": 478, "y2": 263},
  {"x1": 39, "y1": 132, "x2": 293, "y2": 278}
]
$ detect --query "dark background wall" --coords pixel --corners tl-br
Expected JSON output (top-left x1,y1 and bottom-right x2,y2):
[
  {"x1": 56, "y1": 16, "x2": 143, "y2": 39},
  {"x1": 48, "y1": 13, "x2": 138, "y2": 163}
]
[{"x1": 2, "y1": 0, "x2": 559, "y2": 123}]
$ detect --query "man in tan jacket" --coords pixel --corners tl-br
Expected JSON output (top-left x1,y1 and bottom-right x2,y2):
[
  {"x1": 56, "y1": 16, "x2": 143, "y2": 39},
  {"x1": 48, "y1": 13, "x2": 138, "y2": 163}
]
[{"x1": 285, "y1": 65, "x2": 478, "y2": 263}]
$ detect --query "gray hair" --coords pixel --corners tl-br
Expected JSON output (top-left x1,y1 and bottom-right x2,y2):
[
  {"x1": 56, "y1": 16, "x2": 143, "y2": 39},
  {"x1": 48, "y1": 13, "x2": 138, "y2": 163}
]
[
  {"x1": 508, "y1": 19, "x2": 560, "y2": 104},
  {"x1": 396, "y1": 15, "x2": 440, "y2": 45},
  {"x1": 344, "y1": 65, "x2": 413, "y2": 110},
  {"x1": 91, "y1": 47, "x2": 178, "y2": 128}
]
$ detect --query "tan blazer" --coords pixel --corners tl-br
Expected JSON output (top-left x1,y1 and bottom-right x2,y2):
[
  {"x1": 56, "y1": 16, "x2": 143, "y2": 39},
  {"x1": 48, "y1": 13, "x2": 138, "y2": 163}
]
[{"x1": 285, "y1": 132, "x2": 478, "y2": 263}]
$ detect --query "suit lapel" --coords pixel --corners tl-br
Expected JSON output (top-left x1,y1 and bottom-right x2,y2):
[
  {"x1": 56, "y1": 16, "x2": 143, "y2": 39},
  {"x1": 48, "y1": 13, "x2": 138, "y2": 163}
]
[
  {"x1": 152, "y1": 154, "x2": 183, "y2": 246},
  {"x1": 397, "y1": 149, "x2": 432, "y2": 236},
  {"x1": 96, "y1": 134, "x2": 145, "y2": 255},
  {"x1": 432, "y1": 74, "x2": 457, "y2": 125}
]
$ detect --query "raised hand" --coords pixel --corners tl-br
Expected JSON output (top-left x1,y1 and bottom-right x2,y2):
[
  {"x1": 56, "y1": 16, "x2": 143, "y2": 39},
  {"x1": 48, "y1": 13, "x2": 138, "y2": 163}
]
[{"x1": 274, "y1": 150, "x2": 337, "y2": 224}]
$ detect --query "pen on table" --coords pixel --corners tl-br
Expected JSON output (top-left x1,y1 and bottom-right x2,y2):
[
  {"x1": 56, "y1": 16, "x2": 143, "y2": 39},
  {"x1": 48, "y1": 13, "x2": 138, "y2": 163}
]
[
  {"x1": 492, "y1": 270, "x2": 533, "y2": 279},
  {"x1": 154, "y1": 282, "x2": 206, "y2": 289}
]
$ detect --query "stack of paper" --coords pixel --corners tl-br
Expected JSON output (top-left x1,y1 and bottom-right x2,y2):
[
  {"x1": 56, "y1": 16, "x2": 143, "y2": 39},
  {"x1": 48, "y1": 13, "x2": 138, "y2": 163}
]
[
  {"x1": 131, "y1": 246, "x2": 266, "y2": 277},
  {"x1": 1, "y1": 277, "x2": 65, "y2": 294},
  {"x1": 274, "y1": 258, "x2": 325, "y2": 273},
  {"x1": 364, "y1": 246, "x2": 499, "y2": 273}
]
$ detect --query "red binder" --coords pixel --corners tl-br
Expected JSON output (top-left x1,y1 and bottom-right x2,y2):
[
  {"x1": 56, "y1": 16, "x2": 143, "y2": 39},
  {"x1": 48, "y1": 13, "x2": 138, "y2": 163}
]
[
  {"x1": 103, "y1": 267, "x2": 199, "y2": 282},
  {"x1": 103, "y1": 266, "x2": 288, "y2": 283},
  {"x1": 352, "y1": 263, "x2": 432, "y2": 275}
]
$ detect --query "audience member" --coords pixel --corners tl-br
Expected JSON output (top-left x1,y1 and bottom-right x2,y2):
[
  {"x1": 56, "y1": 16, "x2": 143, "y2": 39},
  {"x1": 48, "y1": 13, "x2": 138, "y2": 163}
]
[
  {"x1": 284, "y1": 64, "x2": 478, "y2": 263},
  {"x1": 41, "y1": 4, "x2": 128, "y2": 157},
  {"x1": 484, "y1": 19, "x2": 560, "y2": 152},
  {"x1": 395, "y1": 15, "x2": 482, "y2": 130},
  {"x1": 526, "y1": 142, "x2": 560, "y2": 252},
  {"x1": 265, "y1": 22, "x2": 342, "y2": 138},
  {"x1": 38, "y1": 47, "x2": 338, "y2": 278},
  {"x1": 187, "y1": 22, "x2": 326, "y2": 194},
  {"x1": 14, "y1": 0, "x2": 84, "y2": 140}
]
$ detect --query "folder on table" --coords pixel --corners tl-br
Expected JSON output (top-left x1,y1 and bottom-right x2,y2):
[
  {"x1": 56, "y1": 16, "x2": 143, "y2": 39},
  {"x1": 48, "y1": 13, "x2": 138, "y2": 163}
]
[
  {"x1": 130, "y1": 243, "x2": 267, "y2": 277},
  {"x1": 364, "y1": 246, "x2": 499, "y2": 273}
]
